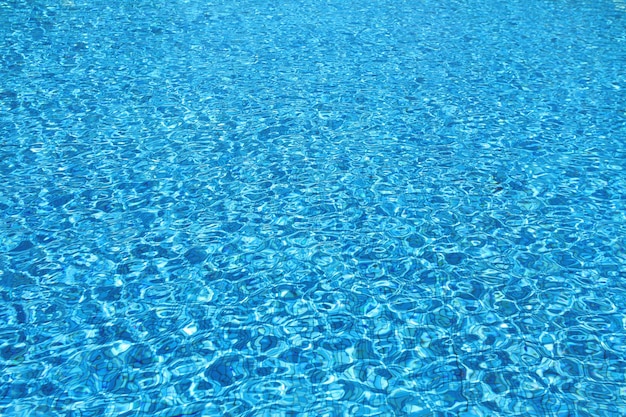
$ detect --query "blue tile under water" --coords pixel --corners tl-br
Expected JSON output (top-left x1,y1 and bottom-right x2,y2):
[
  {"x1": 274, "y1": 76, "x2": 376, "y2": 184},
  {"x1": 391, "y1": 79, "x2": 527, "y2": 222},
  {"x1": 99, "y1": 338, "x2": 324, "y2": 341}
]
[{"x1": 1, "y1": 0, "x2": 626, "y2": 415}]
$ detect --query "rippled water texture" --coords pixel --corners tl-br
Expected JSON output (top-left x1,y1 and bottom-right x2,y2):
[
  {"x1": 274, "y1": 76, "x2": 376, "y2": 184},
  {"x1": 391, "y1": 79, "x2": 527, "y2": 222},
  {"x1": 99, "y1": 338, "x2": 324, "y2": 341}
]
[{"x1": 1, "y1": 0, "x2": 626, "y2": 415}]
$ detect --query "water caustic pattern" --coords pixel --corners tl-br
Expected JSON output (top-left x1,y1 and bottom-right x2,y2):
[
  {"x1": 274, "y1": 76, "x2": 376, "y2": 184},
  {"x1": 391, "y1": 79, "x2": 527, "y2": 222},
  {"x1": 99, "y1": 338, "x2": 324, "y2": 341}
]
[{"x1": 1, "y1": 0, "x2": 626, "y2": 415}]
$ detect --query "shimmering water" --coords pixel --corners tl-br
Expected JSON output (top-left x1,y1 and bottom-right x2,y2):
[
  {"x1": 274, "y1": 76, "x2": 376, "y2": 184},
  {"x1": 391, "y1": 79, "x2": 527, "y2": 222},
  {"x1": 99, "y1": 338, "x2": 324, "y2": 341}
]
[{"x1": 1, "y1": 0, "x2": 626, "y2": 415}]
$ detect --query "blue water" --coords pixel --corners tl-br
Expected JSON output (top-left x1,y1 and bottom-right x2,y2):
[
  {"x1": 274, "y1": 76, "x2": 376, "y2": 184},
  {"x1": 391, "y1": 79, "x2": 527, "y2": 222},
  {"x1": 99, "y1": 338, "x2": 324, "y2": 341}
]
[{"x1": 1, "y1": 0, "x2": 626, "y2": 415}]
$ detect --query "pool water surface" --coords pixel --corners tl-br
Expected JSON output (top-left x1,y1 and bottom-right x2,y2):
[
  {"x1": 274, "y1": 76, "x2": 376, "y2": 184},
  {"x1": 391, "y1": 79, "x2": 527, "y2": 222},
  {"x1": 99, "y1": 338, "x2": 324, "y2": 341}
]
[{"x1": 1, "y1": 0, "x2": 626, "y2": 415}]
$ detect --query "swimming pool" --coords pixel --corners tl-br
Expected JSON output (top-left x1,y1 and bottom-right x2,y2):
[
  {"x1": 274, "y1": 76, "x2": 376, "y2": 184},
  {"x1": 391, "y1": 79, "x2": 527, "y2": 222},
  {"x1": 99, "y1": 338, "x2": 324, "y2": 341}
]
[{"x1": 1, "y1": 0, "x2": 625, "y2": 415}]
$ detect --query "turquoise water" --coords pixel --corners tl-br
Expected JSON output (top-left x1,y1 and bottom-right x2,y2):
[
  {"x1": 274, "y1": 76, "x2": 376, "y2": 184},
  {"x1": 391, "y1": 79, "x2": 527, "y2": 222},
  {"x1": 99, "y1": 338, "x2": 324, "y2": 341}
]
[{"x1": 1, "y1": 0, "x2": 626, "y2": 415}]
